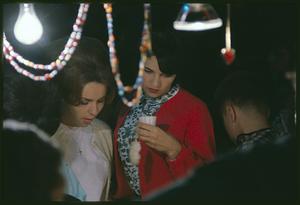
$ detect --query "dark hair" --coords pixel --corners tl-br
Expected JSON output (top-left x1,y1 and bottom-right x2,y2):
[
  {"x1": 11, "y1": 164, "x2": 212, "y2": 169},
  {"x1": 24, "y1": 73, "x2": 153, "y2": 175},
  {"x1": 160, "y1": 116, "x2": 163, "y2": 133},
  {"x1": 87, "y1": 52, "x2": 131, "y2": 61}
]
[
  {"x1": 214, "y1": 70, "x2": 271, "y2": 118},
  {"x1": 3, "y1": 71, "x2": 62, "y2": 135},
  {"x1": 151, "y1": 31, "x2": 181, "y2": 77},
  {"x1": 47, "y1": 37, "x2": 116, "y2": 106},
  {"x1": 2, "y1": 126, "x2": 63, "y2": 200}
]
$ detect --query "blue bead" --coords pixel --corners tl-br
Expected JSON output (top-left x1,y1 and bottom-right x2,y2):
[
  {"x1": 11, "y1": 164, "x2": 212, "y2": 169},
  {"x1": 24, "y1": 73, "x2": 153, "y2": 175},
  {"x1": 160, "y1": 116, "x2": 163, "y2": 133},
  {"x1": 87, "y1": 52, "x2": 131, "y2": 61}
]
[
  {"x1": 137, "y1": 77, "x2": 143, "y2": 83},
  {"x1": 118, "y1": 90, "x2": 124, "y2": 96},
  {"x1": 183, "y1": 4, "x2": 189, "y2": 12}
]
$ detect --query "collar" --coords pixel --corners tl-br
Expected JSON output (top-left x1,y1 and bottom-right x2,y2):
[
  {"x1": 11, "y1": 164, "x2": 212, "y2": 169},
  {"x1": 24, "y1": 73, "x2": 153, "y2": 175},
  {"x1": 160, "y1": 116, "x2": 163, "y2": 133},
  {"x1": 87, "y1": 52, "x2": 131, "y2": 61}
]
[{"x1": 236, "y1": 127, "x2": 272, "y2": 145}]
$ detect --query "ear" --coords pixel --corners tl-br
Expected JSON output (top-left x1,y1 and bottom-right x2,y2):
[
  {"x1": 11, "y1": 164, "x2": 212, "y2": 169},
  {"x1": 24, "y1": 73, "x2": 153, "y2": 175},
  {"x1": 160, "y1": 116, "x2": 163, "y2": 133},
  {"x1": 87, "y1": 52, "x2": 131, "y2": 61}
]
[{"x1": 225, "y1": 103, "x2": 237, "y2": 123}]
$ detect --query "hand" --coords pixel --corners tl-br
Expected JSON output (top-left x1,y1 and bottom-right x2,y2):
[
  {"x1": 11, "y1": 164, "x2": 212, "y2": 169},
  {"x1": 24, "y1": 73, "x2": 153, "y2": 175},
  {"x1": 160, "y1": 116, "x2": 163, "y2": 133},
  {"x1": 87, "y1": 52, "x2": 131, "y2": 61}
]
[{"x1": 136, "y1": 122, "x2": 182, "y2": 160}]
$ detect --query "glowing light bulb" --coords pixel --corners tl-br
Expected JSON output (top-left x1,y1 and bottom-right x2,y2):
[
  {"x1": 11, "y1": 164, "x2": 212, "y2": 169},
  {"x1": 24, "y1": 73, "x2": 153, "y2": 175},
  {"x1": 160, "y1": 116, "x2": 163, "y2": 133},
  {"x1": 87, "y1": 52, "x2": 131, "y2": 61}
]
[{"x1": 14, "y1": 3, "x2": 43, "y2": 45}]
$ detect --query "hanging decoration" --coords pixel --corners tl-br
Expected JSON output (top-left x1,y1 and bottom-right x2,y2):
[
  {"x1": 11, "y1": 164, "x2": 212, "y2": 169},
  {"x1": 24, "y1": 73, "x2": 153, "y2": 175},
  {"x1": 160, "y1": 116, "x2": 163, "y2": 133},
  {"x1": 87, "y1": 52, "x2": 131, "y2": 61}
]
[
  {"x1": 104, "y1": 3, "x2": 152, "y2": 107},
  {"x1": 221, "y1": 4, "x2": 236, "y2": 65},
  {"x1": 3, "y1": 3, "x2": 89, "y2": 81}
]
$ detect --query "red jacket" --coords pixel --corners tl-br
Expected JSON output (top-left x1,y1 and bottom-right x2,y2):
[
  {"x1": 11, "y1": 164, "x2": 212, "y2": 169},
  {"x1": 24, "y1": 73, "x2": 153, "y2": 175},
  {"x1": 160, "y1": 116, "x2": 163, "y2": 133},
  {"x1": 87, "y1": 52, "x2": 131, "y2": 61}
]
[{"x1": 113, "y1": 88, "x2": 216, "y2": 199}]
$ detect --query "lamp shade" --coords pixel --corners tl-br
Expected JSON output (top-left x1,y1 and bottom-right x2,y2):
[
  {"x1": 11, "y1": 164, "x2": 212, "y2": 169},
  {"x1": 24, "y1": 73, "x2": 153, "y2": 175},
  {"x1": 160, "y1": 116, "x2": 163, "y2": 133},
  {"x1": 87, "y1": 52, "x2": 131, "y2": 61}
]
[{"x1": 174, "y1": 3, "x2": 223, "y2": 31}]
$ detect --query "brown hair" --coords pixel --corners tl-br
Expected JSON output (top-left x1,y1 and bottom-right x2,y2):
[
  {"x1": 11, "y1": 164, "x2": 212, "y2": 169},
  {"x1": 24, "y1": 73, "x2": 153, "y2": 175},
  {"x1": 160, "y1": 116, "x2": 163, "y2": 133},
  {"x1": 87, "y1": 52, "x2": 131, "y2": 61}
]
[{"x1": 48, "y1": 37, "x2": 116, "y2": 106}]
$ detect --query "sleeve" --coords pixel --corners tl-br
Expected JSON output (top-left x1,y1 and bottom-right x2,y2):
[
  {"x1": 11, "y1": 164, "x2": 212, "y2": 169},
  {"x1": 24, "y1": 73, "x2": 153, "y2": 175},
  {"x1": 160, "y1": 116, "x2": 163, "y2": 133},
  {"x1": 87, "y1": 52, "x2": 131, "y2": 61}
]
[{"x1": 166, "y1": 103, "x2": 216, "y2": 179}]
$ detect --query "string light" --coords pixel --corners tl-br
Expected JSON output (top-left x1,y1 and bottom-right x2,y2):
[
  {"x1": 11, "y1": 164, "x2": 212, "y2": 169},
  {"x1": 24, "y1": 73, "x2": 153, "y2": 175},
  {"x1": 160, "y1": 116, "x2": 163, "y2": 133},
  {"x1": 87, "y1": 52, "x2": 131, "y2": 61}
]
[
  {"x1": 104, "y1": 3, "x2": 152, "y2": 107},
  {"x1": 3, "y1": 3, "x2": 89, "y2": 81}
]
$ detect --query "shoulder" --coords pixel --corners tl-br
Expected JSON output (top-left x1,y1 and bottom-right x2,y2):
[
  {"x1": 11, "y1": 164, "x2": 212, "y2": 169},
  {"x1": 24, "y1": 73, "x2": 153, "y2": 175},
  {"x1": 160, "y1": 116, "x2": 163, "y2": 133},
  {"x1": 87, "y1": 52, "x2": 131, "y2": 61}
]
[{"x1": 172, "y1": 88, "x2": 208, "y2": 110}]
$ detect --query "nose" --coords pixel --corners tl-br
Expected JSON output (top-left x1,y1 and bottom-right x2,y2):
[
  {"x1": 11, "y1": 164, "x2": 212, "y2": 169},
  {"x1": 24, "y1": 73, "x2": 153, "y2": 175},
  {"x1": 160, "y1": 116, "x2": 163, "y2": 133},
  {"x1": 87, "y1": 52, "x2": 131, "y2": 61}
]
[
  {"x1": 152, "y1": 74, "x2": 161, "y2": 88},
  {"x1": 88, "y1": 102, "x2": 100, "y2": 116}
]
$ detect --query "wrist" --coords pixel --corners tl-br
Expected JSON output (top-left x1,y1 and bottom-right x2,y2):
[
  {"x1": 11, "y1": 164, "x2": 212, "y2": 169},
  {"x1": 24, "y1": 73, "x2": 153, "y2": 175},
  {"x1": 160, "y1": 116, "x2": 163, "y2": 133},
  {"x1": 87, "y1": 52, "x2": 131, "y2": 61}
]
[{"x1": 167, "y1": 143, "x2": 182, "y2": 160}]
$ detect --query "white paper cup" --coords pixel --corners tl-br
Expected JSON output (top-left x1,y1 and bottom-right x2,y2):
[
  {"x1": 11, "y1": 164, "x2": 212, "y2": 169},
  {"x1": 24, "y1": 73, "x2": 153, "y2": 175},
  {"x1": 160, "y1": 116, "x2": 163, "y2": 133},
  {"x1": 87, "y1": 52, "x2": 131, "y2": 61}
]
[{"x1": 139, "y1": 116, "x2": 156, "y2": 125}]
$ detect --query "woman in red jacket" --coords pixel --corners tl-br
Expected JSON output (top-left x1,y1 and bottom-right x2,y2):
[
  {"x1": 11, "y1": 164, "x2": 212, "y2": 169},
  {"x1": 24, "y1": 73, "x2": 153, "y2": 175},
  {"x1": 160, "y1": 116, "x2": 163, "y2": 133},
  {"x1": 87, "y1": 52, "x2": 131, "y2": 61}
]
[{"x1": 113, "y1": 31, "x2": 216, "y2": 200}]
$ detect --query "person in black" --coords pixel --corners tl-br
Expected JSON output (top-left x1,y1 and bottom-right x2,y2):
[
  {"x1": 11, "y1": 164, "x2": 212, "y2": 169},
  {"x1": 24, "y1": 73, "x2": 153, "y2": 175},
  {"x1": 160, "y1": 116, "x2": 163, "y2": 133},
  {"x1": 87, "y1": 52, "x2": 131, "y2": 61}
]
[{"x1": 214, "y1": 70, "x2": 275, "y2": 153}]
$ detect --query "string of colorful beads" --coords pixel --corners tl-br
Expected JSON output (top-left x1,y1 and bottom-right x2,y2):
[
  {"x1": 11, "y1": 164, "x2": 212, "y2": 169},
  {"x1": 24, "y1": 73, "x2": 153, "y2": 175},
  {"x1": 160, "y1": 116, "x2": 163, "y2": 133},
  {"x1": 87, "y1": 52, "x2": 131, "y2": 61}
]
[
  {"x1": 2, "y1": 3, "x2": 89, "y2": 81},
  {"x1": 104, "y1": 3, "x2": 152, "y2": 107}
]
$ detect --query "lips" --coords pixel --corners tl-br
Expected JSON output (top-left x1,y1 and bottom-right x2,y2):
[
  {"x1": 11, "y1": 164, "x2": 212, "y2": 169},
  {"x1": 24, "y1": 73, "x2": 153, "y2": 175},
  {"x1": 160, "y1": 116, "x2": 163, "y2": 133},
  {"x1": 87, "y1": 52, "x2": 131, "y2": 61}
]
[
  {"x1": 148, "y1": 88, "x2": 159, "y2": 93},
  {"x1": 83, "y1": 118, "x2": 93, "y2": 124}
]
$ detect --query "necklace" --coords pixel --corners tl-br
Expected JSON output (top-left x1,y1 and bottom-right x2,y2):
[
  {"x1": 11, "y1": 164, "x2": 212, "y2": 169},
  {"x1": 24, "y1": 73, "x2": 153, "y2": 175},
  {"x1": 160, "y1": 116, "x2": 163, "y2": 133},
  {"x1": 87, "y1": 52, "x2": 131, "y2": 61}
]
[
  {"x1": 3, "y1": 3, "x2": 89, "y2": 81},
  {"x1": 104, "y1": 3, "x2": 152, "y2": 107}
]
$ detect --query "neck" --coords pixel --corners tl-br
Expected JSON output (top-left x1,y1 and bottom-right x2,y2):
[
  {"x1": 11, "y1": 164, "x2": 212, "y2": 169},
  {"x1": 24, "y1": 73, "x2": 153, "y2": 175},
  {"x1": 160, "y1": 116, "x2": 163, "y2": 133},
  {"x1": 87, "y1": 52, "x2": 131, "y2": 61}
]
[
  {"x1": 235, "y1": 111, "x2": 270, "y2": 139},
  {"x1": 237, "y1": 113, "x2": 270, "y2": 137},
  {"x1": 240, "y1": 119, "x2": 270, "y2": 135}
]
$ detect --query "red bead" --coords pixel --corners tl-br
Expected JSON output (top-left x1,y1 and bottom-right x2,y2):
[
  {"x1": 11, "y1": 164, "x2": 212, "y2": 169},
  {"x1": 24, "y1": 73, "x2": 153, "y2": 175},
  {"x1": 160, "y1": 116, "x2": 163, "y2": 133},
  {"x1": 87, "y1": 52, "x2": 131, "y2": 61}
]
[{"x1": 221, "y1": 48, "x2": 236, "y2": 65}]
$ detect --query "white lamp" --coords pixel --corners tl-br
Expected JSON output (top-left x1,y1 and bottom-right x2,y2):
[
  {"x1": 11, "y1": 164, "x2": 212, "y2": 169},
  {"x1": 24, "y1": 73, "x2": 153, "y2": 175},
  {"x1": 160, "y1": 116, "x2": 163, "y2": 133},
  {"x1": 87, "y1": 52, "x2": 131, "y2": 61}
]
[{"x1": 14, "y1": 3, "x2": 43, "y2": 45}]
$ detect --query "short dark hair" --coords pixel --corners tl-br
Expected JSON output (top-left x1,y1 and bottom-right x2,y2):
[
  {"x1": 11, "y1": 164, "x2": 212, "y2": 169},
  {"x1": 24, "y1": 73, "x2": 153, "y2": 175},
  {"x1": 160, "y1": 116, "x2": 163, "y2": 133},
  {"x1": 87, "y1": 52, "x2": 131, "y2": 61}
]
[
  {"x1": 214, "y1": 70, "x2": 271, "y2": 118},
  {"x1": 2, "y1": 125, "x2": 63, "y2": 200},
  {"x1": 151, "y1": 31, "x2": 180, "y2": 77},
  {"x1": 3, "y1": 71, "x2": 62, "y2": 135},
  {"x1": 47, "y1": 37, "x2": 116, "y2": 106}
]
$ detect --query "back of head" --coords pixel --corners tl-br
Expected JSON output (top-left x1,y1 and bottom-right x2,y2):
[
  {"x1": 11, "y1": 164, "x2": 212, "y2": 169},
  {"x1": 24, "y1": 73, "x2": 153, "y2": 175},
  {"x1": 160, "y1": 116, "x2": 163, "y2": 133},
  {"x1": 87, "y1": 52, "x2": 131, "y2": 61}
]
[
  {"x1": 45, "y1": 36, "x2": 116, "y2": 106},
  {"x1": 3, "y1": 70, "x2": 62, "y2": 135},
  {"x1": 214, "y1": 70, "x2": 271, "y2": 118},
  {"x1": 2, "y1": 120, "x2": 63, "y2": 201}
]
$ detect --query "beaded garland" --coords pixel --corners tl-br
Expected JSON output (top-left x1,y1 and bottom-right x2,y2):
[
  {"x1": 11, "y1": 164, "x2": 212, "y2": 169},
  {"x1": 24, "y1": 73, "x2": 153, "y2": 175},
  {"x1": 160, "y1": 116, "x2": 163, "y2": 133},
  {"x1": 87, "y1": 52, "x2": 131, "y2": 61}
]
[
  {"x1": 2, "y1": 3, "x2": 89, "y2": 81},
  {"x1": 104, "y1": 3, "x2": 152, "y2": 107}
]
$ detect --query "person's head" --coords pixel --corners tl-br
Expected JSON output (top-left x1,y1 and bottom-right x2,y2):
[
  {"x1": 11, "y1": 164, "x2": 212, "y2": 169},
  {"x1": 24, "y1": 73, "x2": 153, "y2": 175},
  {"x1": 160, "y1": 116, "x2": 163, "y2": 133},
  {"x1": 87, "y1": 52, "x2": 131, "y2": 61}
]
[
  {"x1": 3, "y1": 70, "x2": 62, "y2": 135},
  {"x1": 143, "y1": 31, "x2": 180, "y2": 98},
  {"x1": 47, "y1": 37, "x2": 116, "y2": 127},
  {"x1": 214, "y1": 70, "x2": 271, "y2": 141},
  {"x1": 2, "y1": 120, "x2": 64, "y2": 201}
]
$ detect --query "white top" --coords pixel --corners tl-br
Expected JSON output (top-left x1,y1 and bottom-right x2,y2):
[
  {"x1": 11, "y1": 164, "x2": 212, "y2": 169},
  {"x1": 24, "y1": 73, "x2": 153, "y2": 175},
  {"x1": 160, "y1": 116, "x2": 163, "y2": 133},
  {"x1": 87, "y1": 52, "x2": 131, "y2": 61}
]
[{"x1": 51, "y1": 119, "x2": 113, "y2": 201}]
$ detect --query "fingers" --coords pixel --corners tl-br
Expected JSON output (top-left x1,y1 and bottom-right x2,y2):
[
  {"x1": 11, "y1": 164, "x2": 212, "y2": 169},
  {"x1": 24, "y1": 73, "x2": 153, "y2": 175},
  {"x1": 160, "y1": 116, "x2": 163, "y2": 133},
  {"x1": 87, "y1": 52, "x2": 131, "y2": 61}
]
[
  {"x1": 136, "y1": 126, "x2": 152, "y2": 137},
  {"x1": 139, "y1": 134, "x2": 155, "y2": 144},
  {"x1": 137, "y1": 122, "x2": 155, "y2": 131},
  {"x1": 144, "y1": 141, "x2": 157, "y2": 149}
]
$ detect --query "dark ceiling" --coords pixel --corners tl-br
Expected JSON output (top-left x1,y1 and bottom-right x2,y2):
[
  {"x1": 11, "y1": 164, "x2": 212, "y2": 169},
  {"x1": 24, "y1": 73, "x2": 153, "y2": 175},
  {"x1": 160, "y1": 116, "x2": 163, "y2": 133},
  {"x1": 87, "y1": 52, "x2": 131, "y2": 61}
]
[{"x1": 3, "y1": 3, "x2": 298, "y2": 104}]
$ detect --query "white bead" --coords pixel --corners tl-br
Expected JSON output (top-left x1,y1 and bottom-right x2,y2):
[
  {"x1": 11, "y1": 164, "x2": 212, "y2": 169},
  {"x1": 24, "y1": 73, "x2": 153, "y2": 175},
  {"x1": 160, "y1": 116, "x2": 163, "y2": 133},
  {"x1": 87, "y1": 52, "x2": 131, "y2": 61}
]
[{"x1": 69, "y1": 47, "x2": 75, "y2": 54}]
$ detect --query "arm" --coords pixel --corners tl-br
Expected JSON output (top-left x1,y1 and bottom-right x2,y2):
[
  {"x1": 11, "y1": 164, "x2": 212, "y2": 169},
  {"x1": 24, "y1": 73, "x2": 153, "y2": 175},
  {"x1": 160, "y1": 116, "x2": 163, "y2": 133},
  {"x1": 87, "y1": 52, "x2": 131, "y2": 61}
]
[{"x1": 138, "y1": 103, "x2": 216, "y2": 179}]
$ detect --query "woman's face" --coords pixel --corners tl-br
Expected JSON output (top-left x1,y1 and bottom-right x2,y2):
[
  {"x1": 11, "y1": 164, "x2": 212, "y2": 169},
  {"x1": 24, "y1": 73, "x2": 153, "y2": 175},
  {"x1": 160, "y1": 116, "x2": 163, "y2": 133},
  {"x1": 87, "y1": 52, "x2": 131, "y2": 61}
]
[
  {"x1": 62, "y1": 82, "x2": 106, "y2": 127},
  {"x1": 143, "y1": 56, "x2": 176, "y2": 98}
]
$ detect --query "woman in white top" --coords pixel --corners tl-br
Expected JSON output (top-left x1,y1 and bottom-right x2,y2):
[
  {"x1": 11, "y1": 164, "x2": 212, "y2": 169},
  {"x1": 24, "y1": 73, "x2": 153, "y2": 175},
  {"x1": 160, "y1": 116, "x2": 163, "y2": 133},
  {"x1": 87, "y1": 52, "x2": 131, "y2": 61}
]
[{"x1": 50, "y1": 37, "x2": 116, "y2": 201}]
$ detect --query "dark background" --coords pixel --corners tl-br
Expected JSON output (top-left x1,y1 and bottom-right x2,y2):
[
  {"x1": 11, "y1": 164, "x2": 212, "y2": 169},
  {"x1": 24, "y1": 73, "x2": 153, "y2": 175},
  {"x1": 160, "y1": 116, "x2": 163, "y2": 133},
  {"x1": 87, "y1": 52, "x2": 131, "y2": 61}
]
[{"x1": 3, "y1": 2, "x2": 298, "y2": 153}]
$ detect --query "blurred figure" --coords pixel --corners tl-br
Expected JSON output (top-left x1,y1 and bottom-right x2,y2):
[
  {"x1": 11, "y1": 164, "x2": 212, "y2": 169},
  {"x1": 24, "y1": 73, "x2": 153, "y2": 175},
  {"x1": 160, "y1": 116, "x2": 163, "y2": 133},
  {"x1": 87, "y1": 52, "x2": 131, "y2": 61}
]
[
  {"x1": 146, "y1": 134, "x2": 297, "y2": 202},
  {"x1": 2, "y1": 119, "x2": 64, "y2": 201},
  {"x1": 267, "y1": 47, "x2": 296, "y2": 142},
  {"x1": 3, "y1": 68, "x2": 62, "y2": 136},
  {"x1": 3, "y1": 66, "x2": 82, "y2": 201}
]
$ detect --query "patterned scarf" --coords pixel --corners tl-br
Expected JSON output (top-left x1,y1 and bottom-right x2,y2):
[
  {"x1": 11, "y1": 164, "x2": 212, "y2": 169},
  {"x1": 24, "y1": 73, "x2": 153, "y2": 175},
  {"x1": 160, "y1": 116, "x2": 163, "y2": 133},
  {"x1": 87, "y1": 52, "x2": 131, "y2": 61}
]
[{"x1": 117, "y1": 84, "x2": 179, "y2": 196}]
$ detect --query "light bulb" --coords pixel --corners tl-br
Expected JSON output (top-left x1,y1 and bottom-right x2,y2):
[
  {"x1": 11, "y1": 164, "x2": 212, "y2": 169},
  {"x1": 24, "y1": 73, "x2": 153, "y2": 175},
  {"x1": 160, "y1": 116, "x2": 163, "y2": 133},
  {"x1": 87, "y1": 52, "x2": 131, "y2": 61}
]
[{"x1": 14, "y1": 3, "x2": 43, "y2": 45}]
